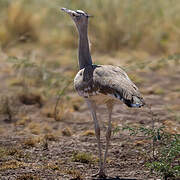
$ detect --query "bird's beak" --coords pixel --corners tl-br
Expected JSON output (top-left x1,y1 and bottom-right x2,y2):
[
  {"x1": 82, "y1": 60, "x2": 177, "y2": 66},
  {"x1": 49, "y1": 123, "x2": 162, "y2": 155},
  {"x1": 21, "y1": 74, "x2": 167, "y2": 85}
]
[
  {"x1": 61, "y1": 8, "x2": 77, "y2": 16},
  {"x1": 61, "y1": 7, "x2": 93, "y2": 18}
]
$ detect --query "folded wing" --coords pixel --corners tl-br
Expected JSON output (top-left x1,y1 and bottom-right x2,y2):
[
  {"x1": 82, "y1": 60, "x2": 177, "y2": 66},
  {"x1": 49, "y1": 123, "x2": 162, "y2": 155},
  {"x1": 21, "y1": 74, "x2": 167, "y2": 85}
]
[{"x1": 74, "y1": 65, "x2": 145, "y2": 107}]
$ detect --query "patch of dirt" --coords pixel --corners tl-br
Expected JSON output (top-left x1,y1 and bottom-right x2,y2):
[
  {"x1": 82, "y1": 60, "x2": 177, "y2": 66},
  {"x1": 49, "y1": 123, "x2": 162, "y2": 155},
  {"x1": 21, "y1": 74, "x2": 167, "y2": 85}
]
[{"x1": 0, "y1": 51, "x2": 180, "y2": 180}]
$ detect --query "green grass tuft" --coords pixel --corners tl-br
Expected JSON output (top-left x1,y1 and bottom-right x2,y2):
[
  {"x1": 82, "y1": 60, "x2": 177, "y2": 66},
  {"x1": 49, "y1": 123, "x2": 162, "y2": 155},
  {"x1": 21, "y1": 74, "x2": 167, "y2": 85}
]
[{"x1": 72, "y1": 151, "x2": 94, "y2": 164}]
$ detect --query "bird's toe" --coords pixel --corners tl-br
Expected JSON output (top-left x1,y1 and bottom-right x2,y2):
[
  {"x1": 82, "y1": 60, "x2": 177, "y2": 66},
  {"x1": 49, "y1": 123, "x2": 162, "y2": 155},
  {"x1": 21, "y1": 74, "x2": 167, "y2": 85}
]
[{"x1": 92, "y1": 171, "x2": 107, "y2": 179}]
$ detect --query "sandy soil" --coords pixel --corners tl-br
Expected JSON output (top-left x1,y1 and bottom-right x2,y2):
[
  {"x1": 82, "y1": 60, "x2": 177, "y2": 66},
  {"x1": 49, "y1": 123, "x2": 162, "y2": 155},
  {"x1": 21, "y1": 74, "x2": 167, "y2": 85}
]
[{"x1": 0, "y1": 51, "x2": 180, "y2": 180}]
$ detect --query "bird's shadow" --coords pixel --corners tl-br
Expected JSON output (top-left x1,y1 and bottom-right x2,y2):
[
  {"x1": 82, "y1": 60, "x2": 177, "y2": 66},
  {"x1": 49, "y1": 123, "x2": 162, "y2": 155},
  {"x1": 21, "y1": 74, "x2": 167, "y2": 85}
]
[
  {"x1": 92, "y1": 177, "x2": 138, "y2": 180},
  {"x1": 70, "y1": 176, "x2": 138, "y2": 180}
]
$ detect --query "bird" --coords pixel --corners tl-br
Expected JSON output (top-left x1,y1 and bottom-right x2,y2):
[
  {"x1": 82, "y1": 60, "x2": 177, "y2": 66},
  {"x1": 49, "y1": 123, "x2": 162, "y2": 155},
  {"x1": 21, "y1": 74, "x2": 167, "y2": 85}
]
[{"x1": 61, "y1": 8, "x2": 145, "y2": 178}]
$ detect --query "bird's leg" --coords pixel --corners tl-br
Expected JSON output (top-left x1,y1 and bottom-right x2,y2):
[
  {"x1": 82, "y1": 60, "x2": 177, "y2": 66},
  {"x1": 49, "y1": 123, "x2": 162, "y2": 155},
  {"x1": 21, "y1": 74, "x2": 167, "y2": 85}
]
[
  {"x1": 85, "y1": 99, "x2": 105, "y2": 178},
  {"x1": 103, "y1": 101, "x2": 114, "y2": 172}
]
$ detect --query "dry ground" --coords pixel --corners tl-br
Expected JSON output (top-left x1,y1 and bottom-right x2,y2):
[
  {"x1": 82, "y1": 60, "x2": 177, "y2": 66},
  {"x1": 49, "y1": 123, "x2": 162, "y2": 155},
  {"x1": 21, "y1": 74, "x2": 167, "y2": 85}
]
[
  {"x1": 0, "y1": 47, "x2": 180, "y2": 180},
  {"x1": 0, "y1": 1, "x2": 180, "y2": 179}
]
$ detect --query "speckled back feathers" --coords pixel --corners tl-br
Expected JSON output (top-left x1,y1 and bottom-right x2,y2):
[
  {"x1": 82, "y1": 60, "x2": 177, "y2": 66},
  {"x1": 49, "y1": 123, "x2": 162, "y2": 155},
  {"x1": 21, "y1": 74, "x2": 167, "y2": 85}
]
[{"x1": 74, "y1": 64, "x2": 145, "y2": 107}]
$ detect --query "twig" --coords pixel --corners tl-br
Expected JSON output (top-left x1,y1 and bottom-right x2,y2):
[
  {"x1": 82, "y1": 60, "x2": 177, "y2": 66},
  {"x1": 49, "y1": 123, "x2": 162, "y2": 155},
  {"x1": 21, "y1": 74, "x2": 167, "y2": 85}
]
[
  {"x1": 54, "y1": 80, "x2": 72, "y2": 121},
  {"x1": 147, "y1": 104, "x2": 155, "y2": 160}
]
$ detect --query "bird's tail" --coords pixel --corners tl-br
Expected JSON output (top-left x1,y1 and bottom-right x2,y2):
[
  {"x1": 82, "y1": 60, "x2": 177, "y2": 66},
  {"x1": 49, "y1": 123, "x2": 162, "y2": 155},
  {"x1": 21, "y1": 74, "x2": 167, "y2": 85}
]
[{"x1": 123, "y1": 95, "x2": 145, "y2": 108}]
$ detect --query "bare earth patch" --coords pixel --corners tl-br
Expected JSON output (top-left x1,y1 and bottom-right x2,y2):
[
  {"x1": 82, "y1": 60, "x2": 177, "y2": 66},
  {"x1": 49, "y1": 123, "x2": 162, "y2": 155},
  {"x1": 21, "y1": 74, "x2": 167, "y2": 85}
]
[{"x1": 0, "y1": 52, "x2": 180, "y2": 180}]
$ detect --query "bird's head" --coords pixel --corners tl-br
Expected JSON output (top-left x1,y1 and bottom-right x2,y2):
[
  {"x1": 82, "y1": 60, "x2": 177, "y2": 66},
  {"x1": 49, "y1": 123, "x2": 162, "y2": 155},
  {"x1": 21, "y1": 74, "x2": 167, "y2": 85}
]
[{"x1": 61, "y1": 8, "x2": 92, "y2": 32}]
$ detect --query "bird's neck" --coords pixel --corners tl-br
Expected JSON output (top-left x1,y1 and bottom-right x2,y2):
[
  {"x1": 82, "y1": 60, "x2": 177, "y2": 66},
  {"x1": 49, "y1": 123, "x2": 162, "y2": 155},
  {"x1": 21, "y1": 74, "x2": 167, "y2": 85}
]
[{"x1": 78, "y1": 27, "x2": 92, "y2": 69}]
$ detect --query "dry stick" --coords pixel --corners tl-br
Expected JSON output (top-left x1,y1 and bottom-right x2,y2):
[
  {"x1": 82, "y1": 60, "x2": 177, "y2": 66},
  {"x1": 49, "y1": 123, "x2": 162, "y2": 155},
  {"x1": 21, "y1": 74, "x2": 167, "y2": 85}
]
[
  {"x1": 152, "y1": 110, "x2": 155, "y2": 160},
  {"x1": 54, "y1": 80, "x2": 72, "y2": 121},
  {"x1": 147, "y1": 104, "x2": 156, "y2": 160},
  {"x1": 150, "y1": 105, "x2": 155, "y2": 160},
  {"x1": 5, "y1": 97, "x2": 12, "y2": 122}
]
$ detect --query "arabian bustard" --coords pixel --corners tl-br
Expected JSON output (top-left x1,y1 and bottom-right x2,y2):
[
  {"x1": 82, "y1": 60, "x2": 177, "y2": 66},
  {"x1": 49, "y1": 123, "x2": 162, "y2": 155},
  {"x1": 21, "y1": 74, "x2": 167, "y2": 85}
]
[{"x1": 61, "y1": 8, "x2": 145, "y2": 178}]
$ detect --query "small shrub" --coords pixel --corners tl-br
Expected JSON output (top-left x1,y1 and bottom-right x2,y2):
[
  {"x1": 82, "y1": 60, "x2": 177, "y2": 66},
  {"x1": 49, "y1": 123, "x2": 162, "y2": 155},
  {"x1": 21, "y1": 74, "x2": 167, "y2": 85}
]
[
  {"x1": 17, "y1": 173, "x2": 39, "y2": 180},
  {"x1": 46, "y1": 162, "x2": 60, "y2": 171},
  {"x1": 28, "y1": 122, "x2": 42, "y2": 135},
  {"x1": 0, "y1": 160, "x2": 26, "y2": 171},
  {"x1": 72, "y1": 151, "x2": 94, "y2": 164},
  {"x1": 0, "y1": 147, "x2": 7, "y2": 159},
  {"x1": 0, "y1": 0, "x2": 43, "y2": 48},
  {"x1": 117, "y1": 125, "x2": 180, "y2": 180},
  {"x1": 44, "y1": 133, "x2": 58, "y2": 141},
  {"x1": 18, "y1": 92, "x2": 43, "y2": 107},
  {"x1": 81, "y1": 130, "x2": 95, "y2": 136},
  {"x1": 0, "y1": 146, "x2": 24, "y2": 159},
  {"x1": 146, "y1": 133, "x2": 180, "y2": 180},
  {"x1": 62, "y1": 127, "x2": 72, "y2": 137},
  {"x1": 0, "y1": 95, "x2": 17, "y2": 122},
  {"x1": 24, "y1": 137, "x2": 41, "y2": 147},
  {"x1": 16, "y1": 115, "x2": 31, "y2": 126},
  {"x1": 65, "y1": 168, "x2": 83, "y2": 180}
]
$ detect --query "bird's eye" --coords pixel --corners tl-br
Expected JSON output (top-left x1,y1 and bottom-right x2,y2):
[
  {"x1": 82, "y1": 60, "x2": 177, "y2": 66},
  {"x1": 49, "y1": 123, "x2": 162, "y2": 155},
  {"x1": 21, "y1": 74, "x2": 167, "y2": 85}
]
[{"x1": 72, "y1": 14, "x2": 75, "y2": 17}]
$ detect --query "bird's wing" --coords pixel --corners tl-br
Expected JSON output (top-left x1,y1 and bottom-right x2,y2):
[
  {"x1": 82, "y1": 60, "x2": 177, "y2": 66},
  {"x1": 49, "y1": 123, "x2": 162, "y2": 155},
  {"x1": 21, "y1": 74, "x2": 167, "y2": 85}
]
[
  {"x1": 74, "y1": 65, "x2": 145, "y2": 107},
  {"x1": 93, "y1": 65, "x2": 145, "y2": 107}
]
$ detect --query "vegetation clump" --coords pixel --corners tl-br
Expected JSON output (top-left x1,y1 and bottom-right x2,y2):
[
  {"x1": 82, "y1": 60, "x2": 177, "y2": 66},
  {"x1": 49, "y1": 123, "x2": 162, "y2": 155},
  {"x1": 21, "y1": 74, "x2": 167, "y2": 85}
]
[
  {"x1": 116, "y1": 125, "x2": 180, "y2": 180},
  {"x1": 72, "y1": 151, "x2": 94, "y2": 164}
]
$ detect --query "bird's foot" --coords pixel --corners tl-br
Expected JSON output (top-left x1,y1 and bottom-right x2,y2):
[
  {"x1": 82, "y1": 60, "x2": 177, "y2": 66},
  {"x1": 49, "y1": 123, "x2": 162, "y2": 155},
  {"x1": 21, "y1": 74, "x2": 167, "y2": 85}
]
[{"x1": 92, "y1": 170, "x2": 107, "y2": 179}]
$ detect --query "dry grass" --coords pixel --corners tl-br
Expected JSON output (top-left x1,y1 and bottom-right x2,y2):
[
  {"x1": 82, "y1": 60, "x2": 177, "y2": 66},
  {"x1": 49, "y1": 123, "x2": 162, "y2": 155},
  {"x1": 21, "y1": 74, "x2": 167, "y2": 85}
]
[
  {"x1": 71, "y1": 96, "x2": 84, "y2": 111},
  {"x1": 1, "y1": 0, "x2": 180, "y2": 54},
  {"x1": 44, "y1": 133, "x2": 58, "y2": 141},
  {"x1": 16, "y1": 115, "x2": 31, "y2": 126},
  {"x1": 46, "y1": 161, "x2": 60, "y2": 171},
  {"x1": 0, "y1": 1, "x2": 44, "y2": 48},
  {"x1": 28, "y1": 122, "x2": 42, "y2": 135},
  {"x1": 18, "y1": 92, "x2": 44, "y2": 107},
  {"x1": 41, "y1": 105, "x2": 55, "y2": 118},
  {"x1": 62, "y1": 127, "x2": 72, "y2": 137},
  {"x1": 0, "y1": 95, "x2": 19, "y2": 122},
  {"x1": 0, "y1": 160, "x2": 27, "y2": 171},
  {"x1": 41, "y1": 102, "x2": 73, "y2": 121},
  {"x1": 72, "y1": 151, "x2": 95, "y2": 164},
  {"x1": 23, "y1": 137, "x2": 42, "y2": 147},
  {"x1": 16, "y1": 174, "x2": 40, "y2": 180},
  {"x1": 42, "y1": 124, "x2": 53, "y2": 133},
  {"x1": 0, "y1": 1, "x2": 179, "y2": 179},
  {"x1": 8, "y1": 78, "x2": 24, "y2": 86},
  {"x1": 163, "y1": 120, "x2": 180, "y2": 134},
  {"x1": 81, "y1": 130, "x2": 95, "y2": 136},
  {"x1": 65, "y1": 168, "x2": 83, "y2": 180}
]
